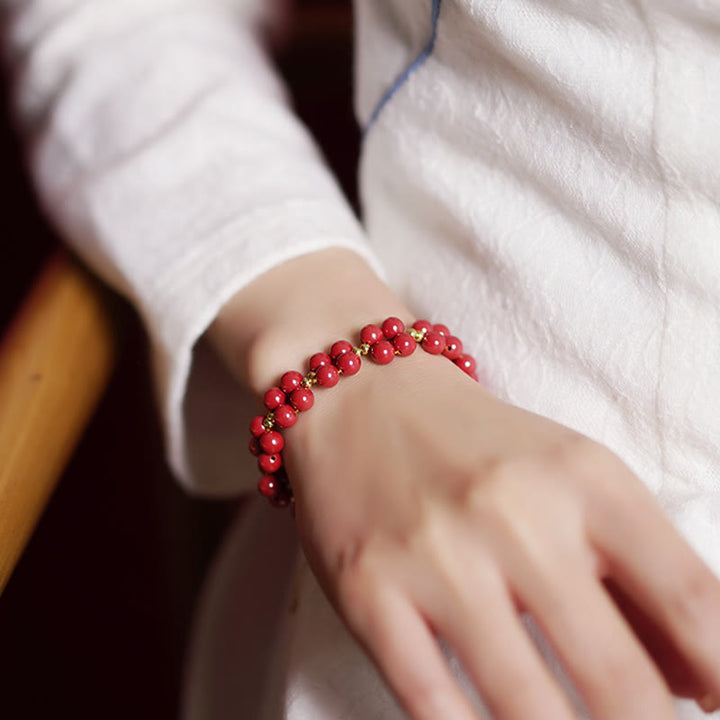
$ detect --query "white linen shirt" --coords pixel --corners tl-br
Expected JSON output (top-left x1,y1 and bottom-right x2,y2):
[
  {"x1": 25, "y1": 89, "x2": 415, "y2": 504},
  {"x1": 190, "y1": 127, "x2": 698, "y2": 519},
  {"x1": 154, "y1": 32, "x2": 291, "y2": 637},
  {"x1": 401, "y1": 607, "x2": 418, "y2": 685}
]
[{"x1": 4, "y1": 1, "x2": 720, "y2": 717}]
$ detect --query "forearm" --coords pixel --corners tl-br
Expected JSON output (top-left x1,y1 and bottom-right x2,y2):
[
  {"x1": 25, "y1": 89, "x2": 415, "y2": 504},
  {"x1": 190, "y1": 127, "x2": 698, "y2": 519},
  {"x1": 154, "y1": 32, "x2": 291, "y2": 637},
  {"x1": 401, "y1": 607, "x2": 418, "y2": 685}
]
[
  {"x1": 207, "y1": 247, "x2": 412, "y2": 396},
  {"x1": 4, "y1": 0, "x2": 371, "y2": 342},
  {"x1": 4, "y1": 0, "x2": 383, "y2": 491}
]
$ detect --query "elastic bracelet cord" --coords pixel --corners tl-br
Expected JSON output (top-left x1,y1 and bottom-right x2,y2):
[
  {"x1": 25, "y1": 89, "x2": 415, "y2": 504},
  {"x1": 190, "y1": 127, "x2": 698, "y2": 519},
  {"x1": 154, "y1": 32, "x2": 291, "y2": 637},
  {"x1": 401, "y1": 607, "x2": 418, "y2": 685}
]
[{"x1": 248, "y1": 317, "x2": 479, "y2": 508}]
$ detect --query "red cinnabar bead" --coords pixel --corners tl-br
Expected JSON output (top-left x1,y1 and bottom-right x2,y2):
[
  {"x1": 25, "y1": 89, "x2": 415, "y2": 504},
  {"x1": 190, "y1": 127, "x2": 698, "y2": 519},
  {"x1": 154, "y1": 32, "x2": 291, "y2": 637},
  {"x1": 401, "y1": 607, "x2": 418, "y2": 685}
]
[
  {"x1": 280, "y1": 371, "x2": 303, "y2": 394},
  {"x1": 335, "y1": 352, "x2": 361, "y2": 375},
  {"x1": 274, "y1": 404, "x2": 298, "y2": 428},
  {"x1": 309, "y1": 352, "x2": 332, "y2": 371},
  {"x1": 249, "y1": 437, "x2": 261, "y2": 456},
  {"x1": 422, "y1": 330, "x2": 445, "y2": 355},
  {"x1": 260, "y1": 430, "x2": 284, "y2": 454},
  {"x1": 360, "y1": 324, "x2": 384, "y2": 345},
  {"x1": 264, "y1": 387, "x2": 285, "y2": 410},
  {"x1": 382, "y1": 317, "x2": 405, "y2": 339},
  {"x1": 259, "y1": 453, "x2": 282, "y2": 474},
  {"x1": 393, "y1": 332, "x2": 417, "y2": 356},
  {"x1": 443, "y1": 336, "x2": 463, "y2": 360},
  {"x1": 330, "y1": 340, "x2": 353, "y2": 359},
  {"x1": 316, "y1": 364, "x2": 340, "y2": 387},
  {"x1": 258, "y1": 475, "x2": 279, "y2": 499},
  {"x1": 412, "y1": 319, "x2": 433, "y2": 335},
  {"x1": 434, "y1": 323, "x2": 451, "y2": 337},
  {"x1": 370, "y1": 339, "x2": 395, "y2": 364},
  {"x1": 290, "y1": 387, "x2": 314, "y2": 411},
  {"x1": 250, "y1": 415, "x2": 266, "y2": 438},
  {"x1": 456, "y1": 354, "x2": 477, "y2": 375}
]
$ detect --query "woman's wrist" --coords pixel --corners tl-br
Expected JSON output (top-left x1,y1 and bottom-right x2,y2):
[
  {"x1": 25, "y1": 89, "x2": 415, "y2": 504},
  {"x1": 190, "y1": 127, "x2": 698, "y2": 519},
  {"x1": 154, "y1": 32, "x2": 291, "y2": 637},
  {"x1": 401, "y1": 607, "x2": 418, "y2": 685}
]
[
  {"x1": 207, "y1": 248, "x2": 411, "y2": 396},
  {"x1": 207, "y1": 248, "x2": 485, "y2": 506},
  {"x1": 250, "y1": 314, "x2": 482, "y2": 506}
]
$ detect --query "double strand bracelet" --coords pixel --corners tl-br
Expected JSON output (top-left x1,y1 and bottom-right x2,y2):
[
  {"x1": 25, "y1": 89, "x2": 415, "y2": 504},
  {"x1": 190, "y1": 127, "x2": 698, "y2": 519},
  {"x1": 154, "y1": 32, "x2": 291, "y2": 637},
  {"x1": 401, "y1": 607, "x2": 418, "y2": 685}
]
[{"x1": 248, "y1": 317, "x2": 479, "y2": 508}]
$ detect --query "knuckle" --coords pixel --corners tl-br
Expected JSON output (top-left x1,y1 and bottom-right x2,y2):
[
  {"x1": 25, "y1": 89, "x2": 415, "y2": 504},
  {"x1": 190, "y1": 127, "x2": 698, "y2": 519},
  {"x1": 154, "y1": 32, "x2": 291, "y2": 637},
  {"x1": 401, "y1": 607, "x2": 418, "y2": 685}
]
[
  {"x1": 406, "y1": 517, "x2": 447, "y2": 567},
  {"x1": 460, "y1": 467, "x2": 556, "y2": 565},
  {"x1": 463, "y1": 460, "x2": 519, "y2": 513},
  {"x1": 332, "y1": 511, "x2": 448, "y2": 610},
  {"x1": 542, "y1": 435, "x2": 646, "y2": 516},
  {"x1": 462, "y1": 476, "x2": 522, "y2": 545},
  {"x1": 463, "y1": 462, "x2": 552, "y2": 538},
  {"x1": 333, "y1": 539, "x2": 381, "y2": 613},
  {"x1": 545, "y1": 433, "x2": 619, "y2": 478},
  {"x1": 334, "y1": 537, "x2": 367, "y2": 580}
]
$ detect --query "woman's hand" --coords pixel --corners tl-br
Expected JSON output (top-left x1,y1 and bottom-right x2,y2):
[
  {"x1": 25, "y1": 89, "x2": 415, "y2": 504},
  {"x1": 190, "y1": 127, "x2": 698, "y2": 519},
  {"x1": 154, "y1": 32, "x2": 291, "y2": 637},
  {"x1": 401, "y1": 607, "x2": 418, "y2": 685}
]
[
  {"x1": 285, "y1": 350, "x2": 720, "y2": 720},
  {"x1": 209, "y1": 249, "x2": 720, "y2": 718}
]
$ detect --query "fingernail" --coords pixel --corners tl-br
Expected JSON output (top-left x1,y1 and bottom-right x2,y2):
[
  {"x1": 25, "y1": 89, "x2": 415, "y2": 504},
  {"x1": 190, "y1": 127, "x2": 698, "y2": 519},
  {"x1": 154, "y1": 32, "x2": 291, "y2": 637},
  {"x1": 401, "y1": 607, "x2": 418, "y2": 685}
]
[{"x1": 699, "y1": 693, "x2": 720, "y2": 713}]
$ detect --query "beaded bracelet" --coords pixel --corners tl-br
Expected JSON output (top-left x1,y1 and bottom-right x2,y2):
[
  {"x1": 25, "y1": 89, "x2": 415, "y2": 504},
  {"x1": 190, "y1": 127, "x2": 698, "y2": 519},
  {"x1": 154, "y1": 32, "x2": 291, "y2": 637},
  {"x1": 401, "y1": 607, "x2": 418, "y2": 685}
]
[{"x1": 248, "y1": 317, "x2": 478, "y2": 508}]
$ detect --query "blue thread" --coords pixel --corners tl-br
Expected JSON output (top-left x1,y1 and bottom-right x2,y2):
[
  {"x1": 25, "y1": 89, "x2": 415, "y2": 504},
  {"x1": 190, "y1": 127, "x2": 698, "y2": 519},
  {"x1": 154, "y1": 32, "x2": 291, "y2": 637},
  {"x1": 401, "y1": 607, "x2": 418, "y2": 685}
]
[{"x1": 363, "y1": 0, "x2": 443, "y2": 137}]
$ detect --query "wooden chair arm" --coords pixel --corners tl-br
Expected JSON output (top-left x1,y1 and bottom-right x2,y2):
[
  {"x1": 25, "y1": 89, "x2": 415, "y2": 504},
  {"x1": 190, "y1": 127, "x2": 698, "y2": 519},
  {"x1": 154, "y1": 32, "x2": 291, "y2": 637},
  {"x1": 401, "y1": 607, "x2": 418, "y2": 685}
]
[{"x1": 0, "y1": 251, "x2": 115, "y2": 595}]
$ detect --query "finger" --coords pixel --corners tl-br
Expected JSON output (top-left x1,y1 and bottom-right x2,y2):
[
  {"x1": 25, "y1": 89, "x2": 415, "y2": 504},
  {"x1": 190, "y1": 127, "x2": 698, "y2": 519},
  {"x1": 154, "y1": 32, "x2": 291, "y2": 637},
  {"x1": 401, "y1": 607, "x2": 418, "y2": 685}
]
[
  {"x1": 605, "y1": 577, "x2": 707, "y2": 699},
  {"x1": 426, "y1": 567, "x2": 578, "y2": 720},
  {"x1": 591, "y1": 492, "x2": 720, "y2": 707},
  {"x1": 344, "y1": 588, "x2": 482, "y2": 720},
  {"x1": 524, "y1": 566, "x2": 676, "y2": 720}
]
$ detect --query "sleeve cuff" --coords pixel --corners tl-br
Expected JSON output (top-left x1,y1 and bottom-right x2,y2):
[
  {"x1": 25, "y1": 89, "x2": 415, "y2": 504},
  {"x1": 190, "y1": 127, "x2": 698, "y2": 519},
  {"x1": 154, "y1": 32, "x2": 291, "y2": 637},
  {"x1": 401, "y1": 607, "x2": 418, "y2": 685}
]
[{"x1": 142, "y1": 207, "x2": 385, "y2": 496}]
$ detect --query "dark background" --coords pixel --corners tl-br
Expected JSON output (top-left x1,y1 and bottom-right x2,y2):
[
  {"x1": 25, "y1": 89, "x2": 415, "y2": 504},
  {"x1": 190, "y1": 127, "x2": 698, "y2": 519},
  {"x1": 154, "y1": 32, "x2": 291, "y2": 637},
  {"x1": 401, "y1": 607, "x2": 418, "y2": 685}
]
[{"x1": 0, "y1": 1, "x2": 357, "y2": 717}]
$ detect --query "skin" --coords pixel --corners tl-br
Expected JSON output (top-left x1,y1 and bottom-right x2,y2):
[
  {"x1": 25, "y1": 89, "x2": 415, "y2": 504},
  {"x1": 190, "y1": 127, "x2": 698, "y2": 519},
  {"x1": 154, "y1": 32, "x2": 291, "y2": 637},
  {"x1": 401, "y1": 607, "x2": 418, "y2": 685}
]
[{"x1": 209, "y1": 247, "x2": 720, "y2": 719}]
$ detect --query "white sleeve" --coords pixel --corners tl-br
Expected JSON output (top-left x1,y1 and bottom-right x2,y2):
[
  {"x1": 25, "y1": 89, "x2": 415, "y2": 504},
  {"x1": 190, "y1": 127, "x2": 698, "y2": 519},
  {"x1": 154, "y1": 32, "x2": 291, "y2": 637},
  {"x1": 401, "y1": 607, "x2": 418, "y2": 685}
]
[{"x1": 3, "y1": 0, "x2": 382, "y2": 496}]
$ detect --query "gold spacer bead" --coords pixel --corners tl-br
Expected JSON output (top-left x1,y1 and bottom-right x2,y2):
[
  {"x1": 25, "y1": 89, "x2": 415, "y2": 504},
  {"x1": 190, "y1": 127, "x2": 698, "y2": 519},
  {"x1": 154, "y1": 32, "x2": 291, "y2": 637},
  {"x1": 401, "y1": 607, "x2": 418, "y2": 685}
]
[
  {"x1": 355, "y1": 343, "x2": 371, "y2": 356},
  {"x1": 262, "y1": 413, "x2": 275, "y2": 430},
  {"x1": 408, "y1": 328, "x2": 422, "y2": 341}
]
